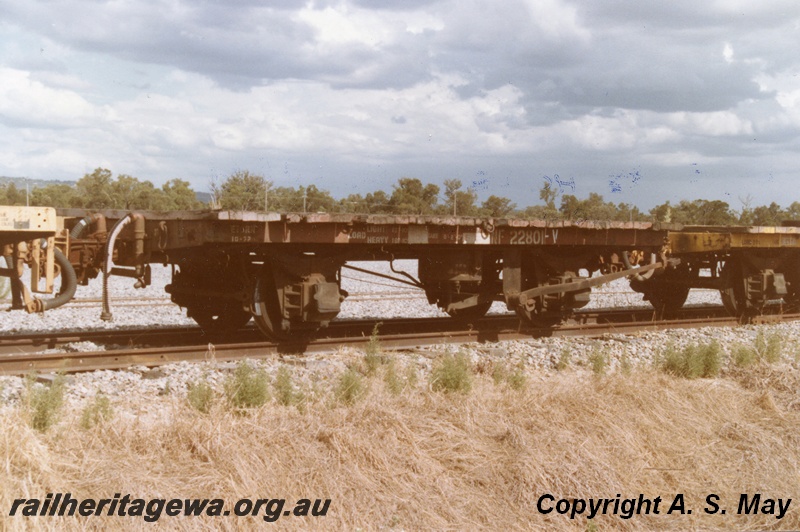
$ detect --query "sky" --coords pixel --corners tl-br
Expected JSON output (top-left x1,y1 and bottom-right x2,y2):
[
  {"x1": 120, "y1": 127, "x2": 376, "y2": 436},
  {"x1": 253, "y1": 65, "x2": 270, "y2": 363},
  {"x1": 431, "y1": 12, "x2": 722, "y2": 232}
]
[{"x1": 1, "y1": 0, "x2": 799, "y2": 211}]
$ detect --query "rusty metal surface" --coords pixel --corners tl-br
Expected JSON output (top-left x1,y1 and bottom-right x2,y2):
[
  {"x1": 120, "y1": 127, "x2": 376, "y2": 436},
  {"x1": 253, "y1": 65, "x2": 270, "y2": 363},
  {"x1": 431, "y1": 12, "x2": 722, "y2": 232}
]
[
  {"x1": 0, "y1": 206, "x2": 58, "y2": 244},
  {"x1": 57, "y1": 208, "x2": 673, "y2": 249},
  {"x1": 671, "y1": 229, "x2": 800, "y2": 252}
]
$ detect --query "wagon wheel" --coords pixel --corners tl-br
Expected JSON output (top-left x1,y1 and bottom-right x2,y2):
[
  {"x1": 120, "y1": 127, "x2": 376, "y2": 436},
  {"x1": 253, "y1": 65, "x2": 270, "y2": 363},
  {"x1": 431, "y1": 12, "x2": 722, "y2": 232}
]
[
  {"x1": 251, "y1": 265, "x2": 292, "y2": 341},
  {"x1": 719, "y1": 258, "x2": 754, "y2": 319},
  {"x1": 782, "y1": 256, "x2": 800, "y2": 311},
  {"x1": 630, "y1": 278, "x2": 690, "y2": 317},
  {"x1": 188, "y1": 303, "x2": 252, "y2": 333},
  {"x1": 630, "y1": 260, "x2": 695, "y2": 318},
  {"x1": 251, "y1": 265, "x2": 320, "y2": 341},
  {"x1": 645, "y1": 285, "x2": 690, "y2": 317}
]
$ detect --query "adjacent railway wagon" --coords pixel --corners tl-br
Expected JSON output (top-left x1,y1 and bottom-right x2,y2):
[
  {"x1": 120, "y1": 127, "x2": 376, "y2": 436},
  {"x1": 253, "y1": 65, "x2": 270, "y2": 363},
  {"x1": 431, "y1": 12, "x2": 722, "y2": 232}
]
[
  {"x1": 3, "y1": 207, "x2": 800, "y2": 338},
  {"x1": 0, "y1": 206, "x2": 76, "y2": 314},
  {"x1": 646, "y1": 225, "x2": 800, "y2": 317}
]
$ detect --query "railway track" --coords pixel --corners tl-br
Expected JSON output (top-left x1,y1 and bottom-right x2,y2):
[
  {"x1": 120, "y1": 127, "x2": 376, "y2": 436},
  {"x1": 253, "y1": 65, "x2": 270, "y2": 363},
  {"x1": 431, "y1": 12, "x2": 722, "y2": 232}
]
[{"x1": 2, "y1": 305, "x2": 794, "y2": 376}]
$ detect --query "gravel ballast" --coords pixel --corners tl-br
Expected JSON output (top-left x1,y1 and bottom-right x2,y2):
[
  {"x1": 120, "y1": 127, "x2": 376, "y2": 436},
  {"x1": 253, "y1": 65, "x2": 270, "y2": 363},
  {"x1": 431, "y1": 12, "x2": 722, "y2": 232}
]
[{"x1": 1, "y1": 260, "x2": 798, "y2": 411}]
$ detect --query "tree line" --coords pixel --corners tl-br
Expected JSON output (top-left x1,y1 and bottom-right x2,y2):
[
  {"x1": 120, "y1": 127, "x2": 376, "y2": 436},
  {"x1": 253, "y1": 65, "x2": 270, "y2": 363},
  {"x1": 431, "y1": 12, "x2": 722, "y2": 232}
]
[
  {"x1": 0, "y1": 169, "x2": 202, "y2": 211},
  {"x1": 1, "y1": 168, "x2": 798, "y2": 226}
]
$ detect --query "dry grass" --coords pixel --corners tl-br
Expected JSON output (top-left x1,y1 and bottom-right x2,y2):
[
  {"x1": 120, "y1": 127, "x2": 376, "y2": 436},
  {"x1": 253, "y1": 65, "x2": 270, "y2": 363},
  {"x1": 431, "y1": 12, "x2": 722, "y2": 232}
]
[{"x1": 2, "y1": 364, "x2": 800, "y2": 531}]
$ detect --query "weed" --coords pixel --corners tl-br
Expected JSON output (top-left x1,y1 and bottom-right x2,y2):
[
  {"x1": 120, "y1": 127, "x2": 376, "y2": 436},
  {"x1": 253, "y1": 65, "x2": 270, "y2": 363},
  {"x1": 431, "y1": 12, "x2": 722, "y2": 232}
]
[
  {"x1": 506, "y1": 366, "x2": 527, "y2": 391},
  {"x1": 383, "y1": 358, "x2": 404, "y2": 395},
  {"x1": 588, "y1": 345, "x2": 607, "y2": 376},
  {"x1": 491, "y1": 363, "x2": 508, "y2": 386},
  {"x1": 489, "y1": 360, "x2": 527, "y2": 390},
  {"x1": 555, "y1": 348, "x2": 571, "y2": 371},
  {"x1": 363, "y1": 322, "x2": 385, "y2": 375},
  {"x1": 80, "y1": 393, "x2": 113, "y2": 429},
  {"x1": 404, "y1": 363, "x2": 419, "y2": 390},
  {"x1": 430, "y1": 352, "x2": 473, "y2": 394},
  {"x1": 335, "y1": 368, "x2": 366, "y2": 405},
  {"x1": 24, "y1": 373, "x2": 66, "y2": 432},
  {"x1": 187, "y1": 378, "x2": 215, "y2": 414},
  {"x1": 660, "y1": 341, "x2": 721, "y2": 379},
  {"x1": 225, "y1": 360, "x2": 270, "y2": 410},
  {"x1": 619, "y1": 353, "x2": 632, "y2": 375},
  {"x1": 755, "y1": 331, "x2": 782, "y2": 363},
  {"x1": 733, "y1": 345, "x2": 757, "y2": 367},
  {"x1": 274, "y1": 365, "x2": 303, "y2": 407}
]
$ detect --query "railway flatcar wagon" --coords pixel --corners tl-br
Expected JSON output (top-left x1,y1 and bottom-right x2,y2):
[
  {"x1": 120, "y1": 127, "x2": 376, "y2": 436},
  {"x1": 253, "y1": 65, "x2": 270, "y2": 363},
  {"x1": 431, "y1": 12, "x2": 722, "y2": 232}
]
[
  {"x1": 55, "y1": 209, "x2": 674, "y2": 338},
  {"x1": 0, "y1": 206, "x2": 76, "y2": 314},
  {"x1": 629, "y1": 224, "x2": 800, "y2": 318}
]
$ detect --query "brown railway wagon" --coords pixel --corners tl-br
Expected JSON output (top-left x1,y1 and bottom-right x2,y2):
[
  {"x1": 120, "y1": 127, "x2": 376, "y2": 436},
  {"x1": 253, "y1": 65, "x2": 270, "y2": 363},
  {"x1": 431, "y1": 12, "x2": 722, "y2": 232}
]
[{"x1": 56, "y1": 209, "x2": 673, "y2": 338}]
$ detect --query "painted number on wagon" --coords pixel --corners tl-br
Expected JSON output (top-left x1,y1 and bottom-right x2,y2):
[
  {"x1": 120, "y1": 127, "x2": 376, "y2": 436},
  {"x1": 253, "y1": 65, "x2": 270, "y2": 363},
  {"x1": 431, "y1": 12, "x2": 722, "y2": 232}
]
[{"x1": 508, "y1": 228, "x2": 559, "y2": 245}]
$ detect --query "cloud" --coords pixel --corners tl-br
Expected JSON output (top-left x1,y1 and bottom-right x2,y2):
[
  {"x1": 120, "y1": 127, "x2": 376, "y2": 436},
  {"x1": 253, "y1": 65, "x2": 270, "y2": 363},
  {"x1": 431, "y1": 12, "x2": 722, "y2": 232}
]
[
  {"x1": 0, "y1": 67, "x2": 98, "y2": 129},
  {"x1": 0, "y1": 0, "x2": 799, "y2": 209}
]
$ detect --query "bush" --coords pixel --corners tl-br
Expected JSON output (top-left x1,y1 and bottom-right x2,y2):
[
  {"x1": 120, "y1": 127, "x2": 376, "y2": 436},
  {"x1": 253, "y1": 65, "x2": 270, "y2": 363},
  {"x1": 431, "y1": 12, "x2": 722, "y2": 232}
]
[
  {"x1": 225, "y1": 361, "x2": 270, "y2": 410},
  {"x1": 274, "y1": 365, "x2": 303, "y2": 407},
  {"x1": 660, "y1": 342, "x2": 721, "y2": 379},
  {"x1": 430, "y1": 352, "x2": 473, "y2": 394},
  {"x1": 588, "y1": 345, "x2": 607, "y2": 376},
  {"x1": 187, "y1": 379, "x2": 215, "y2": 414},
  {"x1": 24, "y1": 373, "x2": 67, "y2": 432},
  {"x1": 506, "y1": 366, "x2": 527, "y2": 391},
  {"x1": 490, "y1": 361, "x2": 526, "y2": 390},
  {"x1": 80, "y1": 393, "x2": 113, "y2": 429},
  {"x1": 755, "y1": 331, "x2": 782, "y2": 363},
  {"x1": 555, "y1": 348, "x2": 571, "y2": 371},
  {"x1": 383, "y1": 358, "x2": 404, "y2": 395},
  {"x1": 491, "y1": 363, "x2": 508, "y2": 386},
  {"x1": 335, "y1": 368, "x2": 366, "y2": 405},
  {"x1": 733, "y1": 345, "x2": 757, "y2": 367}
]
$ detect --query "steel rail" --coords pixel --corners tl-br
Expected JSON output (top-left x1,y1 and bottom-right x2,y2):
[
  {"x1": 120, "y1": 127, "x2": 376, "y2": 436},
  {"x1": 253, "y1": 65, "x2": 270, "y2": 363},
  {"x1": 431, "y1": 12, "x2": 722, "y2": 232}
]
[
  {"x1": 0, "y1": 305, "x2": 730, "y2": 355},
  {"x1": 2, "y1": 307, "x2": 796, "y2": 376}
]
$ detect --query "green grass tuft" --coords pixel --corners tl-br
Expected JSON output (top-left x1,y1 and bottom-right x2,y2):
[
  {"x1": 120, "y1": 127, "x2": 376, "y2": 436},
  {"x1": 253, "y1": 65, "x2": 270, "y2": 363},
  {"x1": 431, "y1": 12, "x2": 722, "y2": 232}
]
[
  {"x1": 660, "y1": 341, "x2": 721, "y2": 379},
  {"x1": 24, "y1": 373, "x2": 67, "y2": 432},
  {"x1": 274, "y1": 365, "x2": 303, "y2": 407},
  {"x1": 187, "y1": 378, "x2": 215, "y2": 414},
  {"x1": 755, "y1": 330, "x2": 782, "y2": 363},
  {"x1": 225, "y1": 360, "x2": 270, "y2": 410},
  {"x1": 335, "y1": 368, "x2": 366, "y2": 405},
  {"x1": 383, "y1": 358, "x2": 404, "y2": 395},
  {"x1": 80, "y1": 393, "x2": 113, "y2": 429},
  {"x1": 588, "y1": 344, "x2": 607, "y2": 376},
  {"x1": 555, "y1": 348, "x2": 571, "y2": 371},
  {"x1": 430, "y1": 352, "x2": 473, "y2": 394}
]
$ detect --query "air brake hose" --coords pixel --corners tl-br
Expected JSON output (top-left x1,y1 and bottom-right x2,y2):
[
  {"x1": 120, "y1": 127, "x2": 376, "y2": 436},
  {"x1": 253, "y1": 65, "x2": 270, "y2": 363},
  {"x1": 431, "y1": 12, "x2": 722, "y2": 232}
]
[
  {"x1": 69, "y1": 214, "x2": 96, "y2": 239},
  {"x1": 4, "y1": 245, "x2": 78, "y2": 311},
  {"x1": 3, "y1": 254, "x2": 23, "y2": 309},
  {"x1": 41, "y1": 247, "x2": 77, "y2": 311},
  {"x1": 100, "y1": 213, "x2": 135, "y2": 321}
]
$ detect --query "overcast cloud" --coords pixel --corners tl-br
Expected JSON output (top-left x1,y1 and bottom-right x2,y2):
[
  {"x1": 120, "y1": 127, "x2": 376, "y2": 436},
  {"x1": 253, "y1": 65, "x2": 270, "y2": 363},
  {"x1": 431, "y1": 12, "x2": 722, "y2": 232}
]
[{"x1": 1, "y1": 0, "x2": 798, "y2": 209}]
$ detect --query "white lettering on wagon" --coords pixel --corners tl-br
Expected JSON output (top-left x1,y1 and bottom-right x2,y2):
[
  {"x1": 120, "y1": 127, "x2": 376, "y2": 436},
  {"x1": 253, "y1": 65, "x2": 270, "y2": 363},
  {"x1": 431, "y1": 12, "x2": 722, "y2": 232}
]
[{"x1": 506, "y1": 228, "x2": 558, "y2": 245}]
